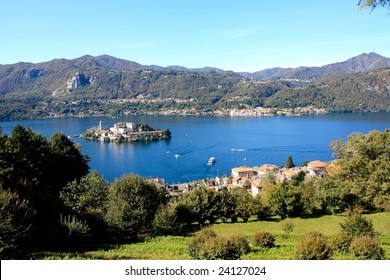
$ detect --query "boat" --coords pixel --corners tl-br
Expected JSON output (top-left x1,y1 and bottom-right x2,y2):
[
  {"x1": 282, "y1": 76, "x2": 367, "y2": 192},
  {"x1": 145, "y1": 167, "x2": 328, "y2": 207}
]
[
  {"x1": 207, "y1": 157, "x2": 216, "y2": 165},
  {"x1": 175, "y1": 154, "x2": 180, "y2": 158}
]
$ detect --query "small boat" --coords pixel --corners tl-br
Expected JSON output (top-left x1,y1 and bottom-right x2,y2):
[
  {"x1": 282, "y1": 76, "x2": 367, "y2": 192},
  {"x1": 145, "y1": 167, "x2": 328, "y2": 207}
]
[
  {"x1": 207, "y1": 157, "x2": 216, "y2": 165},
  {"x1": 175, "y1": 154, "x2": 180, "y2": 158}
]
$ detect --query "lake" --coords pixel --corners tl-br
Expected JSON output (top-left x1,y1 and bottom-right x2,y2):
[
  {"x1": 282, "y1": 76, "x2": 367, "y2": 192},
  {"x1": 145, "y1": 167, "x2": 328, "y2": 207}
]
[{"x1": 1, "y1": 113, "x2": 389, "y2": 184}]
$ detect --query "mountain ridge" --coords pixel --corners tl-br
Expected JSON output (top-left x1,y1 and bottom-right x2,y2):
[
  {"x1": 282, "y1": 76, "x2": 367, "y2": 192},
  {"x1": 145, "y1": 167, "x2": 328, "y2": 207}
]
[{"x1": 0, "y1": 52, "x2": 389, "y2": 119}]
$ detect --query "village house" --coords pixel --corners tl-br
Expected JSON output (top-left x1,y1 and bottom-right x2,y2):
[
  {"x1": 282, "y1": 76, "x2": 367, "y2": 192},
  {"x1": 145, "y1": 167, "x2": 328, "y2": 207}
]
[
  {"x1": 231, "y1": 166, "x2": 256, "y2": 178},
  {"x1": 250, "y1": 179, "x2": 264, "y2": 196},
  {"x1": 307, "y1": 160, "x2": 327, "y2": 177}
]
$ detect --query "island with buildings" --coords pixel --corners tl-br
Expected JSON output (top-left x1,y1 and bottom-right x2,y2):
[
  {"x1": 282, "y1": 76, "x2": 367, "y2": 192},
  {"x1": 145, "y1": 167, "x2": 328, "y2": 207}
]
[{"x1": 82, "y1": 121, "x2": 171, "y2": 142}]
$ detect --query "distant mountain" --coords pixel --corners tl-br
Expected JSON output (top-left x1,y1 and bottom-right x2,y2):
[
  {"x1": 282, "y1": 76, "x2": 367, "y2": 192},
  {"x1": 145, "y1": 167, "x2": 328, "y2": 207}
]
[
  {"x1": 167, "y1": 65, "x2": 225, "y2": 73},
  {"x1": 265, "y1": 68, "x2": 390, "y2": 112},
  {"x1": 246, "y1": 52, "x2": 390, "y2": 80},
  {"x1": 0, "y1": 53, "x2": 390, "y2": 119}
]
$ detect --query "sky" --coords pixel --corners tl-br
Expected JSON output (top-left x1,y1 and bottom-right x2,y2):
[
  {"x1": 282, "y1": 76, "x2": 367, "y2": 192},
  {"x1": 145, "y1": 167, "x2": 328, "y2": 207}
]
[{"x1": 0, "y1": 0, "x2": 389, "y2": 72}]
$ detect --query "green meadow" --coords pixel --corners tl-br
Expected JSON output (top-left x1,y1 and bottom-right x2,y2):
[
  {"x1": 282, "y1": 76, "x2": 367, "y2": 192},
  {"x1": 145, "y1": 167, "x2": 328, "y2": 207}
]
[{"x1": 33, "y1": 213, "x2": 390, "y2": 260}]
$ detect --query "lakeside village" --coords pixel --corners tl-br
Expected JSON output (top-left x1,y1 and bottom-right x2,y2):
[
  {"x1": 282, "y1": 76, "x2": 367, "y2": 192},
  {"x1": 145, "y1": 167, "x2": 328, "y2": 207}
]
[
  {"x1": 82, "y1": 121, "x2": 171, "y2": 142},
  {"x1": 81, "y1": 121, "x2": 333, "y2": 198},
  {"x1": 147, "y1": 159, "x2": 337, "y2": 198}
]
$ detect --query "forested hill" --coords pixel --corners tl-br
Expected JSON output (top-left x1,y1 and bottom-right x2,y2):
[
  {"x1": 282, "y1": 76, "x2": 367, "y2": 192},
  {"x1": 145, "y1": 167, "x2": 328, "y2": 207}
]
[{"x1": 0, "y1": 53, "x2": 390, "y2": 119}]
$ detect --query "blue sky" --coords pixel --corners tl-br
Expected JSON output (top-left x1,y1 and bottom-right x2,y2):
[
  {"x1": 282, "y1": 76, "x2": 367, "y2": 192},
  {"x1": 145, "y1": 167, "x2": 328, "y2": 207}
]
[{"x1": 1, "y1": 0, "x2": 389, "y2": 72}]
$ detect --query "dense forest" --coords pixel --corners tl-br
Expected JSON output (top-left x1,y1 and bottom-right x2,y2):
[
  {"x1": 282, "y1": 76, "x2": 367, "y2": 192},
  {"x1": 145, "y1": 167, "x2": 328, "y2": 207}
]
[{"x1": 1, "y1": 125, "x2": 389, "y2": 259}]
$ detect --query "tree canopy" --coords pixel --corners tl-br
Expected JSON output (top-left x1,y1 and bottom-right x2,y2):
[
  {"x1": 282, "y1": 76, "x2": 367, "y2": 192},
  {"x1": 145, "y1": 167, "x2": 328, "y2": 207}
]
[
  {"x1": 358, "y1": 0, "x2": 390, "y2": 10},
  {"x1": 330, "y1": 129, "x2": 390, "y2": 211}
]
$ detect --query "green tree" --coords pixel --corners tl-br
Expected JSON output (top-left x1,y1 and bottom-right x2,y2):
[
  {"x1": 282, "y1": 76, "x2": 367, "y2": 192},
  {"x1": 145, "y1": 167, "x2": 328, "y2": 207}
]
[
  {"x1": 231, "y1": 187, "x2": 253, "y2": 222},
  {"x1": 104, "y1": 174, "x2": 165, "y2": 240},
  {"x1": 269, "y1": 182, "x2": 303, "y2": 219},
  {"x1": 330, "y1": 129, "x2": 390, "y2": 211},
  {"x1": 252, "y1": 194, "x2": 271, "y2": 220},
  {"x1": 60, "y1": 171, "x2": 108, "y2": 218},
  {"x1": 183, "y1": 186, "x2": 219, "y2": 226},
  {"x1": 48, "y1": 132, "x2": 90, "y2": 195},
  {"x1": 152, "y1": 202, "x2": 186, "y2": 236},
  {"x1": 0, "y1": 188, "x2": 35, "y2": 259},
  {"x1": 218, "y1": 188, "x2": 236, "y2": 222},
  {"x1": 285, "y1": 155, "x2": 295, "y2": 169}
]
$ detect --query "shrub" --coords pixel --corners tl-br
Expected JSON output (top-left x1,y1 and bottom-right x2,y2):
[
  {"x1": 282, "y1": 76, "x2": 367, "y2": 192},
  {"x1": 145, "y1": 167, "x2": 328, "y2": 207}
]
[
  {"x1": 349, "y1": 236, "x2": 385, "y2": 260},
  {"x1": 253, "y1": 232, "x2": 275, "y2": 248},
  {"x1": 340, "y1": 214, "x2": 376, "y2": 238},
  {"x1": 0, "y1": 189, "x2": 35, "y2": 259},
  {"x1": 332, "y1": 232, "x2": 353, "y2": 253},
  {"x1": 228, "y1": 234, "x2": 251, "y2": 256},
  {"x1": 188, "y1": 229, "x2": 249, "y2": 260},
  {"x1": 282, "y1": 220, "x2": 295, "y2": 234},
  {"x1": 295, "y1": 231, "x2": 333, "y2": 260},
  {"x1": 50, "y1": 214, "x2": 91, "y2": 246},
  {"x1": 152, "y1": 204, "x2": 185, "y2": 236}
]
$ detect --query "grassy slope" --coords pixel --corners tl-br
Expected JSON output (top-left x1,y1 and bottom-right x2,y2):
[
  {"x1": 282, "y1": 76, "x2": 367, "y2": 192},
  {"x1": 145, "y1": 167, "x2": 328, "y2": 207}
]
[{"x1": 33, "y1": 213, "x2": 390, "y2": 260}]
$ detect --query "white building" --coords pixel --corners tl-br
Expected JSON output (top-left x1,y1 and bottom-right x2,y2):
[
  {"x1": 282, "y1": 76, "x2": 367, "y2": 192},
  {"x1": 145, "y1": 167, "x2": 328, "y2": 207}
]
[{"x1": 109, "y1": 122, "x2": 136, "y2": 135}]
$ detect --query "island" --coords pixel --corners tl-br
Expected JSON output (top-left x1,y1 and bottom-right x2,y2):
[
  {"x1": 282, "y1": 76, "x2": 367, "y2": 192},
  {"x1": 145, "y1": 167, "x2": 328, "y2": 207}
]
[{"x1": 82, "y1": 121, "x2": 171, "y2": 142}]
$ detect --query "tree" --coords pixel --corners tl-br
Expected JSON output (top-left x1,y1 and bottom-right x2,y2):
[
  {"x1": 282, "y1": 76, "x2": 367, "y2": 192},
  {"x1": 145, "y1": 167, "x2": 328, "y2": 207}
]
[
  {"x1": 182, "y1": 186, "x2": 219, "y2": 226},
  {"x1": 268, "y1": 182, "x2": 303, "y2": 219},
  {"x1": 358, "y1": 0, "x2": 390, "y2": 10},
  {"x1": 104, "y1": 174, "x2": 165, "y2": 240},
  {"x1": 60, "y1": 170, "x2": 108, "y2": 218},
  {"x1": 231, "y1": 187, "x2": 253, "y2": 222},
  {"x1": 285, "y1": 155, "x2": 295, "y2": 169},
  {"x1": 0, "y1": 188, "x2": 35, "y2": 259},
  {"x1": 48, "y1": 132, "x2": 90, "y2": 195},
  {"x1": 330, "y1": 129, "x2": 390, "y2": 211}
]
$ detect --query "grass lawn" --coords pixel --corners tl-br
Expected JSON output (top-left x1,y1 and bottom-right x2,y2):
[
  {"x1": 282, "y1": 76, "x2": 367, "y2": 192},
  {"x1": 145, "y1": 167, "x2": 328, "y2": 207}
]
[{"x1": 32, "y1": 213, "x2": 390, "y2": 260}]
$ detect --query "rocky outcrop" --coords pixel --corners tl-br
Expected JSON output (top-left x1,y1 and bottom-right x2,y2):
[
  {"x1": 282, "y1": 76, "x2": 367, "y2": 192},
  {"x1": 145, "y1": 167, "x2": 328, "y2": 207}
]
[{"x1": 66, "y1": 72, "x2": 94, "y2": 89}]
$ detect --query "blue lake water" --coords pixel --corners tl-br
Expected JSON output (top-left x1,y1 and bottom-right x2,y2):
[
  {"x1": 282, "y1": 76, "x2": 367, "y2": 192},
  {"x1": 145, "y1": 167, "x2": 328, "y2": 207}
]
[{"x1": 1, "y1": 113, "x2": 389, "y2": 184}]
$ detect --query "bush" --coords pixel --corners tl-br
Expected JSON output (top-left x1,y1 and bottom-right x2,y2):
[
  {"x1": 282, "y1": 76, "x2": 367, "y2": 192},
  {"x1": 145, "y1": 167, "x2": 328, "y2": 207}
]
[
  {"x1": 253, "y1": 232, "x2": 275, "y2": 248},
  {"x1": 332, "y1": 232, "x2": 353, "y2": 253},
  {"x1": 340, "y1": 214, "x2": 376, "y2": 238},
  {"x1": 349, "y1": 236, "x2": 385, "y2": 260},
  {"x1": 282, "y1": 220, "x2": 295, "y2": 234},
  {"x1": 188, "y1": 229, "x2": 249, "y2": 260},
  {"x1": 295, "y1": 231, "x2": 333, "y2": 260},
  {"x1": 49, "y1": 214, "x2": 91, "y2": 246},
  {"x1": 152, "y1": 204, "x2": 185, "y2": 236},
  {"x1": 0, "y1": 189, "x2": 36, "y2": 259}
]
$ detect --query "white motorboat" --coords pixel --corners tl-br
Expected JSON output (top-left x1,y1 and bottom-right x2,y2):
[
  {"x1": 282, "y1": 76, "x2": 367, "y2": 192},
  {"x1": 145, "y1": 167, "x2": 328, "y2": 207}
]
[{"x1": 207, "y1": 157, "x2": 216, "y2": 164}]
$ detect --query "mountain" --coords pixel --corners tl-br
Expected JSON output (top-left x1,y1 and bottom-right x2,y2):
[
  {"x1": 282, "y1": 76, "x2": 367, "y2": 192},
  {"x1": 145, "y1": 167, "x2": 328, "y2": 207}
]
[
  {"x1": 0, "y1": 53, "x2": 390, "y2": 119},
  {"x1": 246, "y1": 52, "x2": 390, "y2": 80}
]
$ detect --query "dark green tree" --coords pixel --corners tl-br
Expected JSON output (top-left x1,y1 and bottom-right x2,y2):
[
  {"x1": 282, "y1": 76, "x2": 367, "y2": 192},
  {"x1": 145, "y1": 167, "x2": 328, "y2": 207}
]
[
  {"x1": 285, "y1": 155, "x2": 295, "y2": 169},
  {"x1": 104, "y1": 174, "x2": 165, "y2": 240},
  {"x1": 0, "y1": 188, "x2": 36, "y2": 259},
  {"x1": 48, "y1": 132, "x2": 90, "y2": 195},
  {"x1": 60, "y1": 170, "x2": 108, "y2": 218}
]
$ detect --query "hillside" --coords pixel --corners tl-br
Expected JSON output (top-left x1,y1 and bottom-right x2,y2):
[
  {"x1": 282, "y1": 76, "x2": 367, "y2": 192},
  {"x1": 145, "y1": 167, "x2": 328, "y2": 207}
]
[
  {"x1": 0, "y1": 53, "x2": 390, "y2": 119},
  {"x1": 246, "y1": 52, "x2": 390, "y2": 80},
  {"x1": 265, "y1": 68, "x2": 390, "y2": 112}
]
